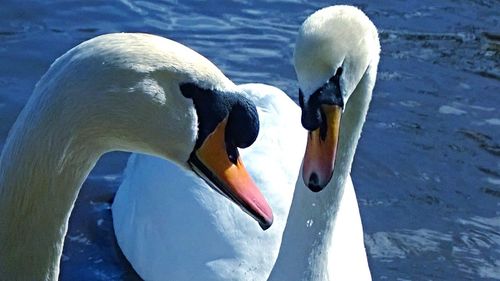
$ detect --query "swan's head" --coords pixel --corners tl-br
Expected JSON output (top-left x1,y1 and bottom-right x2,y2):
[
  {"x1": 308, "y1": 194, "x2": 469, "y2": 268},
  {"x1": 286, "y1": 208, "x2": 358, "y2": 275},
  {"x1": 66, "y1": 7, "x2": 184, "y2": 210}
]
[
  {"x1": 294, "y1": 6, "x2": 380, "y2": 191},
  {"x1": 65, "y1": 33, "x2": 274, "y2": 229},
  {"x1": 179, "y1": 83, "x2": 273, "y2": 230}
]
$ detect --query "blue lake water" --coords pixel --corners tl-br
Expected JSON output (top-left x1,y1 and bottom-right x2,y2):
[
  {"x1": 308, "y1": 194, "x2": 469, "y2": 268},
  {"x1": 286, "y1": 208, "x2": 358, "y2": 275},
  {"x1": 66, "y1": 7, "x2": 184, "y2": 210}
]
[{"x1": 0, "y1": 0, "x2": 499, "y2": 280}]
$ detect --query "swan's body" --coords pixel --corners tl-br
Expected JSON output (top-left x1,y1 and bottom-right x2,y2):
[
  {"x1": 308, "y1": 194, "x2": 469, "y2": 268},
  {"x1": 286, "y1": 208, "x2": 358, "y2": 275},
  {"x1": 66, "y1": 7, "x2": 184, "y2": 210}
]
[
  {"x1": 114, "y1": 5, "x2": 379, "y2": 281},
  {"x1": 0, "y1": 33, "x2": 273, "y2": 280}
]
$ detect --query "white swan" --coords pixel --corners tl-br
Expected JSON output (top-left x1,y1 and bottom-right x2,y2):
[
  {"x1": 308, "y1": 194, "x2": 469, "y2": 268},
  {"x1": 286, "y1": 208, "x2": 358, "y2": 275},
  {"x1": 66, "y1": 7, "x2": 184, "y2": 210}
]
[
  {"x1": 0, "y1": 33, "x2": 274, "y2": 281},
  {"x1": 113, "y1": 5, "x2": 380, "y2": 281},
  {"x1": 268, "y1": 5, "x2": 380, "y2": 280}
]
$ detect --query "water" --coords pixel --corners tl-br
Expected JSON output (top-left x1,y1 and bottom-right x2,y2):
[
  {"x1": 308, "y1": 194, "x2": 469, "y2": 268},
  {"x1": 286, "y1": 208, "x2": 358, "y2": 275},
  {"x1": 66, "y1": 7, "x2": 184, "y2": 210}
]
[{"x1": 0, "y1": 0, "x2": 498, "y2": 280}]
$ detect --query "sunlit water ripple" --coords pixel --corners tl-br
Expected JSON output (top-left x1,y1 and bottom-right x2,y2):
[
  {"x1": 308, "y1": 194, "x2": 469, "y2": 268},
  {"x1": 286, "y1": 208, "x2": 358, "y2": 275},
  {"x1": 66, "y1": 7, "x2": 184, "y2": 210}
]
[{"x1": 0, "y1": 0, "x2": 498, "y2": 280}]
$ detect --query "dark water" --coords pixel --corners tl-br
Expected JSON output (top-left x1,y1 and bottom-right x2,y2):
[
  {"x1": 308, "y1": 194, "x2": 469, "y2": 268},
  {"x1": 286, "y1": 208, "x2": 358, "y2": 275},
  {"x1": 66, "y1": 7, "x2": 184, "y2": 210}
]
[{"x1": 0, "y1": 0, "x2": 499, "y2": 280}]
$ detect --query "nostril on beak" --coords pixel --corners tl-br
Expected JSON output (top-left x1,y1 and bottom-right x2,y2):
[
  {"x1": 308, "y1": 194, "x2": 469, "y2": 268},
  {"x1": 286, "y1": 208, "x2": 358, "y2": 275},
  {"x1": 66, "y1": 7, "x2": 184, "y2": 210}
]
[{"x1": 307, "y1": 172, "x2": 323, "y2": 192}]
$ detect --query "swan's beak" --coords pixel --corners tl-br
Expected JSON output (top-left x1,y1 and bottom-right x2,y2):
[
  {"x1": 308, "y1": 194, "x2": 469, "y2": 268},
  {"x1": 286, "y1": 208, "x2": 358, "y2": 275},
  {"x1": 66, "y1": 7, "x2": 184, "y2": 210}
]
[
  {"x1": 188, "y1": 119, "x2": 273, "y2": 230},
  {"x1": 302, "y1": 104, "x2": 342, "y2": 192}
]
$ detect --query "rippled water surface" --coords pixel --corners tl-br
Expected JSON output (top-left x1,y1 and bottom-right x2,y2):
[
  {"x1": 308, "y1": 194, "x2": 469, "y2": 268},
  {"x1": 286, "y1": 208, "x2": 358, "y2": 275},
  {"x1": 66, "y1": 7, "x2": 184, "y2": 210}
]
[{"x1": 0, "y1": 1, "x2": 499, "y2": 280}]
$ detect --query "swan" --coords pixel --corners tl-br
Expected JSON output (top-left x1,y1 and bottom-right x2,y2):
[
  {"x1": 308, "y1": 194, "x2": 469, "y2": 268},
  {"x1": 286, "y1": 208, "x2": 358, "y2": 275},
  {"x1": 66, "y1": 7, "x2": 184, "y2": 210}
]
[
  {"x1": 0, "y1": 33, "x2": 274, "y2": 281},
  {"x1": 268, "y1": 5, "x2": 380, "y2": 280},
  {"x1": 113, "y1": 5, "x2": 379, "y2": 281}
]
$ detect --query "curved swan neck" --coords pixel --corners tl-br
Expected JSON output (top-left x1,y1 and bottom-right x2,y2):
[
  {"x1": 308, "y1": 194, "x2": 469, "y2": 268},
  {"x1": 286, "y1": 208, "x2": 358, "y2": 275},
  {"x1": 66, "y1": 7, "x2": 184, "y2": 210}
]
[
  {"x1": 0, "y1": 104, "x2": 102, "y2": 280},
  {"x1": 0, "y1": 33, "x2": 213, "y2": 280},
  {"x1": 268, "y1": 65, "x2": 377, "y2": 281}
]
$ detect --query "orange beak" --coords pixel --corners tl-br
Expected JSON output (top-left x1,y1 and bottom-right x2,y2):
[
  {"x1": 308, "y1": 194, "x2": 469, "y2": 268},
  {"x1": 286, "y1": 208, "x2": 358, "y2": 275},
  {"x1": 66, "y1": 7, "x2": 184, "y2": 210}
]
[
  {"x1": 302, "y1": 104, "x2": 342, "y2": 192},
  {"x1": 189, "y1": 118, "x2": 273, "y2": 230}
]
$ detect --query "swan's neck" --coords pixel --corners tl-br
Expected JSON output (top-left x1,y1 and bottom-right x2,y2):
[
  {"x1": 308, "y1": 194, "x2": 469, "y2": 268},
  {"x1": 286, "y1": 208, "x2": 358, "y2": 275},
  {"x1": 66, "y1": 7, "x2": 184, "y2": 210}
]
[
  {"x1": 0, "y1": 45, "x2": 197, "y2": 280},
  {"x1": 0, "y1": 102, "x2": 102, "y2": 280},
  {"x1": 268, "y1": 66, "x2": 376, "y2": 281}
]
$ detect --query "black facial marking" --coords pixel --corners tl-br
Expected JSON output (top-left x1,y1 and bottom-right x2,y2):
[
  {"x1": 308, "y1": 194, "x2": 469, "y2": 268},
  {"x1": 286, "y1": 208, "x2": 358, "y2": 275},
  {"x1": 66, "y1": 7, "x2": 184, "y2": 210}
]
[
  {"x1": 180, "y1": 83, "x2": 260, "y2": 164},
  {"x1": 334, "y1": 66, "x2": 343, "y2": 78},
  {"x1": 299, "y1": 67, "x2": 343, "y2": 132},
  {"x1": 319, "y1": 108, "x2": 328, "y2": 140},
  {"x1": 226, "y1": 98, "x2": 259, "y2": 149},
  {"x1": 298, "y1": 89, "x2": 305, "y2": 109}
]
